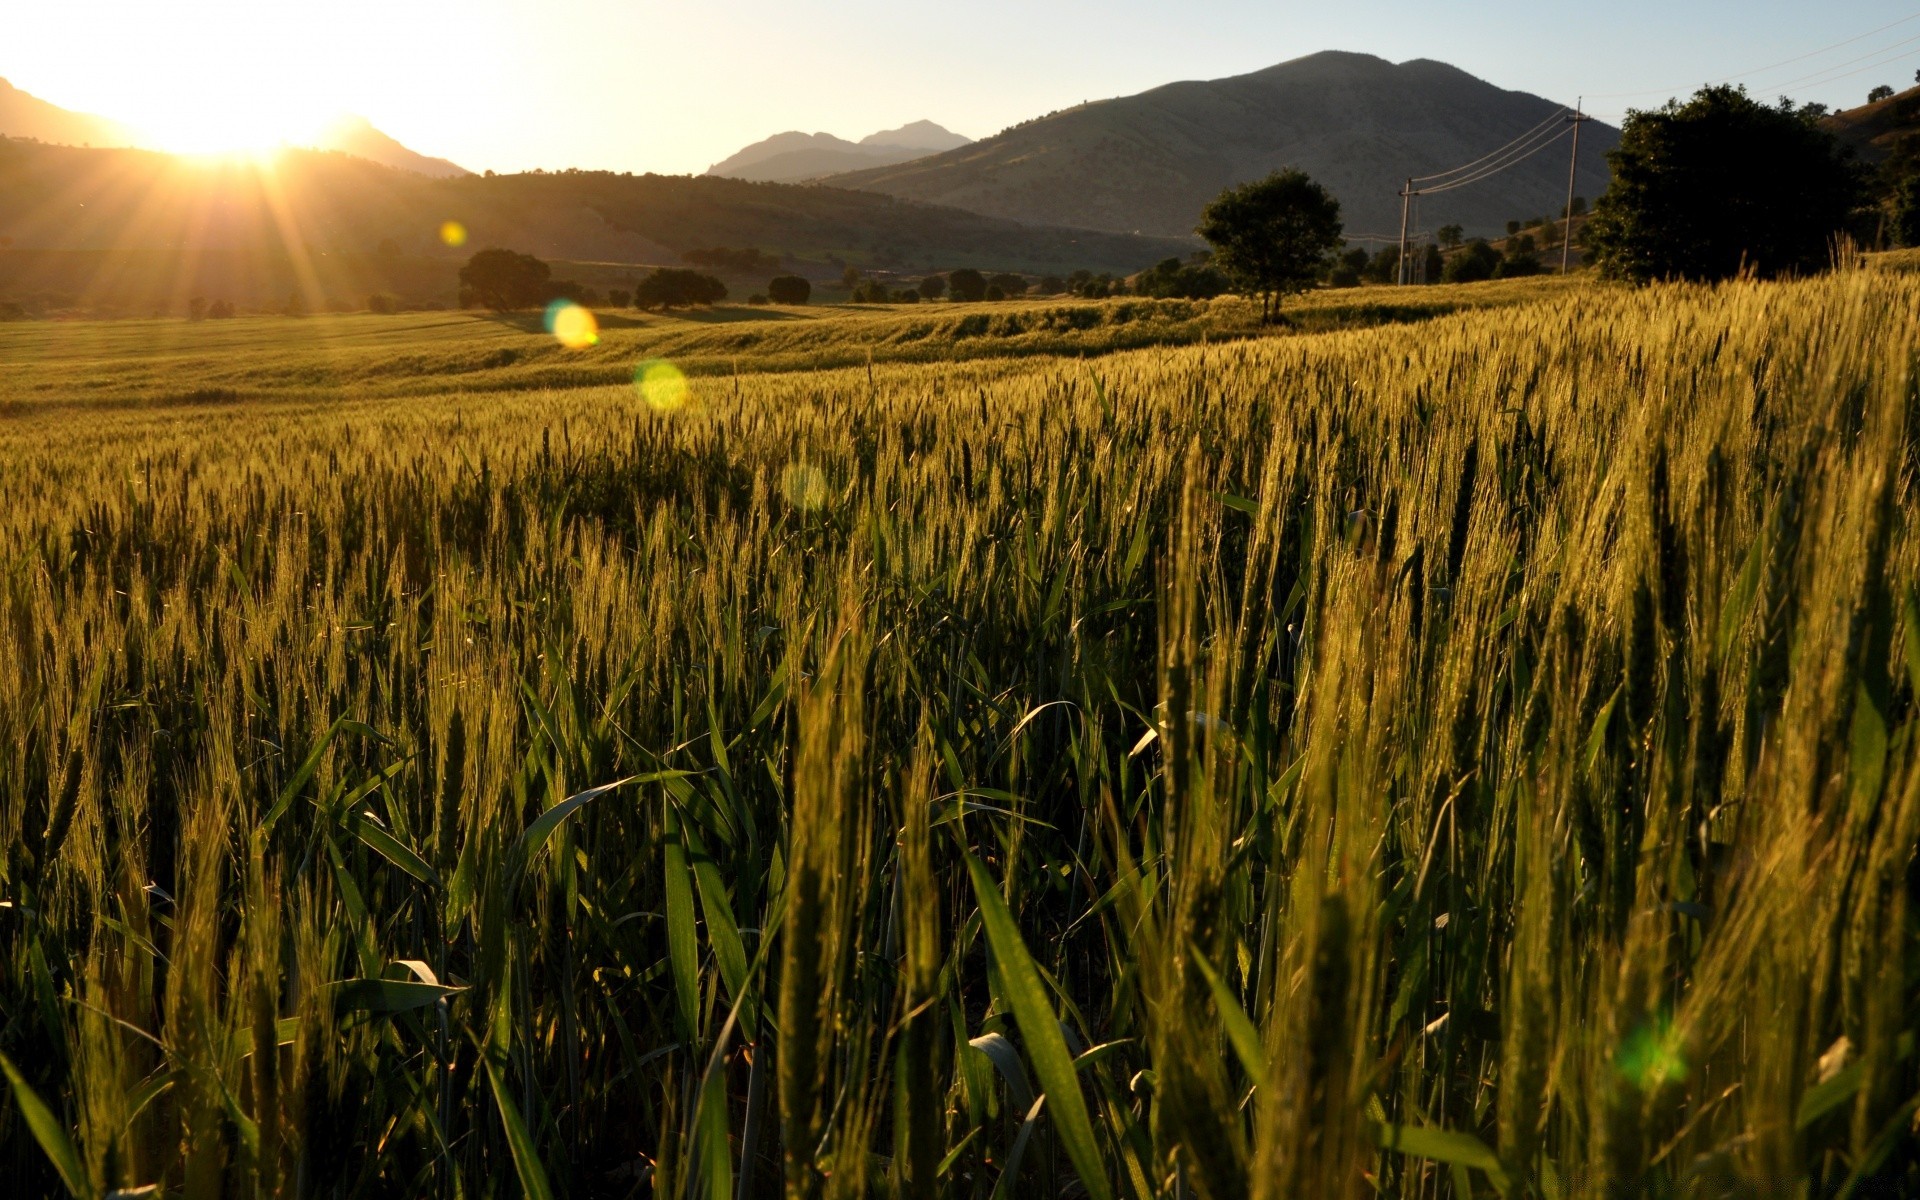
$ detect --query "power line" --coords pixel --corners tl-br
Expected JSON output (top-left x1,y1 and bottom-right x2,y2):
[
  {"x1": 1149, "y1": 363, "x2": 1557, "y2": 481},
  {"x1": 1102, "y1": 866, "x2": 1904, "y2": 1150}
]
[
  {"x1": 1410, "y1": 107, "x2": 1570, "y2": 183},
  {"x1": 1418, "y1": 123, "x2": 1575, "y2": 196},
  {"x1": 1582, "y1": 9, "x2": 1920, "y2": 100}
]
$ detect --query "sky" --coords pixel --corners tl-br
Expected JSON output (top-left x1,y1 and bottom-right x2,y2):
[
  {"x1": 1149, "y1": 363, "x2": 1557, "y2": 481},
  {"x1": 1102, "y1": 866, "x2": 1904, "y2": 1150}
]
[{"x1": 4, "y1": 0, "x2": 1919, "y2": 174}]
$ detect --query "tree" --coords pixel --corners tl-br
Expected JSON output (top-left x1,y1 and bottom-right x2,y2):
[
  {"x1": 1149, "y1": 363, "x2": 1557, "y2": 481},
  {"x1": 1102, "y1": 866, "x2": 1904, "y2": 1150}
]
[
  {"x1": 1422, "y1": 243, "x2": 1445, "y2": 284},
  {"x1": 1437, "y1": 224, "x2": 1465, "y2": 249},
  {"x1": 1134, "y1": 257, "x2": 1231, "y2": 299},
  {"x1": 948, "y1": 268, "x2": 988, "y2": 302},
  {"x1": 1869, "y1": 85, "x2": 1896, "y2": 104},
  {"x1": 1363, "y1": 247, "x2": 1400, "y2": 285},
  {"x1": 459, "y1": 248, "x2": 552, "y2": 311},
  {"x1": 1039, "y1": 275, "x2": 1066, "y2": 295},
  {"x1": 768, "y1": 275, "x2": 812, "y2": 305},
  {"x1": 1586, "y1": 86, "x2": 1864, "y2": 283},
  {"x1": 988, "y1": 272, "x2": 1027, "y2": 298},
  {"x1": 985, "y1": 285, "x2": 1006, "y2": 302},
  {"x1": 841, "y1": 265, "x2": 862, "y2": 291},
  {"x1": 634, "y1": 268, "x2": 727, "y2": 310},
  {"x1": 1196, "y1": 169, "x2": 1344, "y2": 322},
  {"x1": 918, "y1": 275, "x2": 947, "y2": 300},
  {"x1": 1443, "y1": 239, "x2": 1500, "y2": 284},
  {"x1": 608, "y1": 289, "x2": 632, "y2": 309}
]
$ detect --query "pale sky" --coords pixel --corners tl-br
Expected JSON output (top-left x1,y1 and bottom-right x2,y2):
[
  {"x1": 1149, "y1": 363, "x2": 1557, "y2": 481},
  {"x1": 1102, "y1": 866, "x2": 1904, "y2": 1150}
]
[{"x1": 4, "y1": 1, "x2": 1918, "y2": 173}]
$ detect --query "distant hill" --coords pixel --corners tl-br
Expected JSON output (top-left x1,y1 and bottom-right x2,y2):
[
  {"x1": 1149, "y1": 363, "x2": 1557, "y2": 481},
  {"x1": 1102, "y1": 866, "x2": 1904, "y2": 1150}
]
[
  {"x1": 317, "y1": 115, "x2": 471, "y2": 178},
  {"x1": 0, "y1": 78, "x2": 137, "y2": 148},
  {"x1": 1824, "y1": 84, "x2": 1920, "y2": 165},
  {"x1": 824, "y1": 51, "x2": 1618, "y2": 239},
  {"x1": 0, "y1": 138, "x2": 1188, "y2": 312},
  {"x1": 709, "y1": 121, "x2": 972, "y2": 183}
]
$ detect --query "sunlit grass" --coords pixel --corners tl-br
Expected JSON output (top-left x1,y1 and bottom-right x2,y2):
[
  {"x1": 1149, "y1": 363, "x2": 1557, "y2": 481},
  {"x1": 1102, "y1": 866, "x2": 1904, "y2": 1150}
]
[{"x1": 0, "y1": 268, "x2": 1915, "y2": 1198}]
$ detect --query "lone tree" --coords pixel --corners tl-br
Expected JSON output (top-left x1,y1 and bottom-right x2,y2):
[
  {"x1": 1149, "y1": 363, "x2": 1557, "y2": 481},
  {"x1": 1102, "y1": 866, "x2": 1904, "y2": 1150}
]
[
  {"x1": 1586, "y1": 86, "x2": 1863, "y2": 283},
  {"x1": 947, "y1": 268, "x2": 988, "y2": 302},
  {"x1": 917, "y1": 274, "x2": 947, "y2": 300},
  {"x1": 459, "y1": 248, "x2": 551, "y2": 311},
  {"x1": 1196, "y1": 169, "x2": 1343, "y2": 323},
  {"x1": 1868, "y1": 84, "x2": 1895, "y2": 104},
  {"x1": 767, "y1": 275, "x2": 811, "y2": 305}
]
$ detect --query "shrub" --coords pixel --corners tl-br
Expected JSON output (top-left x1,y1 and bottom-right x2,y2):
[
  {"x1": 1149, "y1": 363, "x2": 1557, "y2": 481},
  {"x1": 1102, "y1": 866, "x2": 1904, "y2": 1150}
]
[
  {"x1": 917, "y1": 275, "x2": 947, "y2": 300},
  {"x1": 1443, "y1": 239, "x2": 1500, "y2": 284},
  {"x1": 634, "y1": 268, "x2": 728, "y2": 310},
  {"x1": 1587, "y1": 85, "x2": 1863, "y2": 282},
  {"x1": 367, "y1": 293, "x2": 398, "y2": 315},
  {"x1": 459, "y1": 248, "x2": 552, "y2": 311},
  {"x1": 948, "y1": 269, "x2": 987, "y2": 302},
  {"x1": 768, "y1": 276, "x2": 812, "y2": 305}
]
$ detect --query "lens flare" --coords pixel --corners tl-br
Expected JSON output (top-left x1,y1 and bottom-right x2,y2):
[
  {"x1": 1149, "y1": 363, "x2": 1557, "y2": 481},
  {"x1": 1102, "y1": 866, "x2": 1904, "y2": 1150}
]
[
  {"x1": 635, "y1": 359, "x2": 689, "y2": 412},
  {"x1": 440, "y1": 221, "x2": 468, "y2": 247},
  {"x1": 1617, "y1": 1015, "x2": 1688, "y2": 1090},
  {"x1": 545, "y1": 300, "x2": 600, "y2": 349},
  {"x1": 781, "y1": 463, "x2": 829, "y2": 510}
]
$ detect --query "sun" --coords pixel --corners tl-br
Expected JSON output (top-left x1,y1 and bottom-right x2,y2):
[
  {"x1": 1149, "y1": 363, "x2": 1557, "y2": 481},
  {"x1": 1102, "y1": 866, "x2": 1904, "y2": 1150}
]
[{"x1": 135, "y1": 99, "x2": 337, "y2": 158}]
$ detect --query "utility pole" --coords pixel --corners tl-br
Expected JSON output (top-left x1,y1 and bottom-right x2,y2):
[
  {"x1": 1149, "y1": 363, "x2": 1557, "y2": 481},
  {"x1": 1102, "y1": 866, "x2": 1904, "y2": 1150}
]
[
  {"x1": 1561, "y1": 100, "x2": 1587, "y2": 275},
  {"x1": 1397, "y1": 178, "x2": 1414, "y2": 285}
]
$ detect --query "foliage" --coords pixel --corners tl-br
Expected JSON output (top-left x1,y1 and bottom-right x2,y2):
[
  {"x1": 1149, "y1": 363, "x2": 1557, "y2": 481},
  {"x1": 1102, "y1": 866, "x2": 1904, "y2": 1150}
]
[
  {"x1": 1443, "y1": 239, "x2": 1500, "y2": 283},
  {"x1": 460, "y1": 247, "x2": 554, "y2": 311},
  {"x1": 1135, "y1": 256, "x2": 1232, "y2": 299},
  {"x1": 988, "y1": 272, "x2": 1028, "y2": 298},
  {"x1": 1587, "y1": 86, "x2": 1864, "y2": 282},
  {"x1": 1197, "y1": 168, "x2": 1344, "y2": 322},
  {"x1": 1, "y1": 270, "x2": 1917, "y2": 1200},
  {"x1": 1869, "y1": 84, "x2": 1895, "y2": 105},
  {"x1": 634, "y1": 268, "x2": 727, "y2": 310},
  {"x1": 768, "y1": 275, "x2": 812, "y2": 305},
  {"x1": 1437, "y1": 223, "x2": 1465, "y2": 248},
  {"x1": 917, "y1": 274, "x2": 947, "y2": 300},
  {"x1": 947, "y1": 268, "x2": 988, "y2": 302}
]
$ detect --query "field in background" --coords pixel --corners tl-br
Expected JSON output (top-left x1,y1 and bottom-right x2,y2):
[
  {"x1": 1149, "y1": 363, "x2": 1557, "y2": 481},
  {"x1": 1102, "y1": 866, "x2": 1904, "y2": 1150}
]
[
  {"x1": 0, "y1": 276, "x2": 1577, "y2": 411},
  {"x1": 1, "y1": 271, "x2": 1918, "y2": 1198}
]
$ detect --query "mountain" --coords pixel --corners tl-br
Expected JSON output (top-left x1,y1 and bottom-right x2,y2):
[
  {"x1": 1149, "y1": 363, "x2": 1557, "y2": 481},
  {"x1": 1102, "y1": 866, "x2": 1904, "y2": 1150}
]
[
  {"x1": 861, "y1": 120, "x2": 972, "y2": 152},
  {"x1": 708, "y1": 121, "x2": 972, "y2": 183},
  {"x1": 0, "y1": 78, "x2": 468, "y2": 178},
  {"x1": 316, "y1": 115, "x2": 471, "y2": 178},
  {"x1": 823, "y1": 52, "x2": 1618, "y2": 239},
  {"x1": 0, "y1": 78, "x2": 137, "y2": 148},
  {"x1": 0, "y1": 138, "x2": 1189, "y2": 312}
]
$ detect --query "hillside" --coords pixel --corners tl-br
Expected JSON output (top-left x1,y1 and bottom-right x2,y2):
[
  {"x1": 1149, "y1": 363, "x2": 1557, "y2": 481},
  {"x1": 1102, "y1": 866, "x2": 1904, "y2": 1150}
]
[
  {"x1": 317, "y1": 115, "x2": 472, "y2": 178},
  {"x1": 824, "y1": 51, "x2": 1617, "y2": 239},
  {"x1": 0, "y1": 78, "x2": 137, "y2": 147},
  {"x1": 0, "y1": 77, "x2": 468, "y2": 177},
  {"x1": 0, "y1": 138, "x2": 1190, "y2": 311},
  {"x1": 1824, "y1": 84, "x2": 1920, "y2": 164},
  {"x1": 709, "y1": 121, "x2": 971, "y2": 183}
]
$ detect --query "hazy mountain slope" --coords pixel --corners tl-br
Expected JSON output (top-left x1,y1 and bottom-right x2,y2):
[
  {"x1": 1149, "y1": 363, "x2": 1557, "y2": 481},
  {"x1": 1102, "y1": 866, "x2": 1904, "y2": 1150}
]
[
  {"x1": 0, "y1": 138, "x2": 1188, "y2": 310},
  {"x1": 0, "y1": 78, "x2": 137, "y2": 148},
  {"x1": 710, "y1": 122, "x2": 972, "y2": 182},
  {"x1": 862, "y1": 120, "x2": 972, "y2": 151},
  {"x1": 825, "y1": 52, "x2": 1617, "y2": 238},
  {"x1": 317, "y1": 115, "x2": 471, "y2": 178}
]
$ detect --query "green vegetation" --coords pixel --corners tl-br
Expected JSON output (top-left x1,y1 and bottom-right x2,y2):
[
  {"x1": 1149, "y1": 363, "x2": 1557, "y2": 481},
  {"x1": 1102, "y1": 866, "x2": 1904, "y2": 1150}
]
[
  {"x1": 1198, "y1": 170, "x2": 1344, "y2": 322},
  {"x1": 1588, "y1": 86, "x2": 1864, "y2": 282},
  {"x1": 634, "y1": 269, "x2": 729, "y2": 311},
  {"x1": 2, "y1": 266, "x2": 1918, "y2": 1199}
]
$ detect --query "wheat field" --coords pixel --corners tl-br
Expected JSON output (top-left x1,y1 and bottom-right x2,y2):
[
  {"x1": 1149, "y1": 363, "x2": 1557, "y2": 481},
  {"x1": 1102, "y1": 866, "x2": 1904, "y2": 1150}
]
[{"x1": 1, "y1": 271, "x2": 1917, "y2": 1198}]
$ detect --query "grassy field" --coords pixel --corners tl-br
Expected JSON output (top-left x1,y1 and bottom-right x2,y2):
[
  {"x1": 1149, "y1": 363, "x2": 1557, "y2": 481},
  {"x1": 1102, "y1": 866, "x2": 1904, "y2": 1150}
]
[
  {"x1": 1, "y1": 271, "x2": 1917, "y2": 1199},
  {"x1": 0, "y1": 277, "x2": 1576, "y2": 411}
]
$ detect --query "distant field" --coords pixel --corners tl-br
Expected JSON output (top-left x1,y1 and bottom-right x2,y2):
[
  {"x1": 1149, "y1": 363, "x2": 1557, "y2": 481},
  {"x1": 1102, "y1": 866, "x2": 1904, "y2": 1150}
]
[
  {"x1": 0, "y1": 276, "x2": 1580, "y2": 411},
  {"x1": 2, "y1": 269, "x2": 1917, "y2": 1199}
]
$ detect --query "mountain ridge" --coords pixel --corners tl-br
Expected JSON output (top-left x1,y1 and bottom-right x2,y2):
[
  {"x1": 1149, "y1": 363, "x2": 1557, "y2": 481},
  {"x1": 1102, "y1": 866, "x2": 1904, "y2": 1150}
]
[
  {"x1": 822, "y1": 51, "x2": 1618, "y2": 239},
  {"x1": 0, "y1": 77, "x2": 471, "y2": 178},
  {"x1": 708, "y1": 121, "x2": 971, "y2": 183}
]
